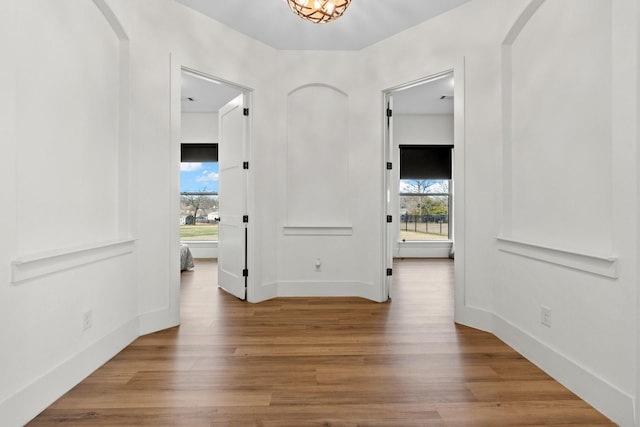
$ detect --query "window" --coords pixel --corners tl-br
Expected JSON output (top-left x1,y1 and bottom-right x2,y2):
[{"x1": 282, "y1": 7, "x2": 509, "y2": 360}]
[
  {"x1": 399, "y1": 145, "x2": 452, "y2": 241},
  {"x1": 180, "y1": 144, "x2": 219, "y2": 241}
]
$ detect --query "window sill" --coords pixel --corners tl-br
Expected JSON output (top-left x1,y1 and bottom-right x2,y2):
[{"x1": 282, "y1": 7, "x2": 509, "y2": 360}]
[{"x1": 395, "y1": 240, "x2": 453, "y2": 258}]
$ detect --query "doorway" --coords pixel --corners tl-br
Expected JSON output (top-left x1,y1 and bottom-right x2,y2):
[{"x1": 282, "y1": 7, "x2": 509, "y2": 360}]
[
  {"x1": 178, "y1": 68, "x2": 252, "y2": 303},
  {"x1": 383, "y1": 69, "x2": 463, "y2": 304}
]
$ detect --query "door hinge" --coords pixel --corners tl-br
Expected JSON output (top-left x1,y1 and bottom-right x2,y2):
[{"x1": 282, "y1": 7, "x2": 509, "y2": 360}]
[
  {"x1": 243, "y1": 161, "x2": 249, "y2": 169},
  {"x1": 386, "y1": 108, "x2": 393, "y2": 117},
  {"x1": 243, "y1": 215, "x2": 249, "y2": 223},
  {"x1": 386, "y1": 268, "x2": 393, "y2": 276},
  {"x1": 243, "y1": 268, "x2": 249, "y2": 277},
  {"x1": 243, "y1": 108, "x2": 249, "y2": 116},
  {"x1": 386, "y1": 162, "x2": 392, "y2": 170},
  {"x1": 386, "y1": 215, "x2": 393, "y2": 223}
]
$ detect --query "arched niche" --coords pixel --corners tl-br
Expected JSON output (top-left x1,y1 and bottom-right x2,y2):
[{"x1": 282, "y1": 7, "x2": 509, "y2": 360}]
[
  {"x1": 501, "y1": 0, "x2": 613, "y2": 254},
  {"x1": 285, "y1": 84, "x2": 350, "y2": 228}
]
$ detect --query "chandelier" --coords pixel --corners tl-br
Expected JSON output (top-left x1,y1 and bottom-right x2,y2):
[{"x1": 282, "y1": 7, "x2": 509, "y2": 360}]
[{"x1": 286, "y1": 0, "x2": 352, "y2": 24}]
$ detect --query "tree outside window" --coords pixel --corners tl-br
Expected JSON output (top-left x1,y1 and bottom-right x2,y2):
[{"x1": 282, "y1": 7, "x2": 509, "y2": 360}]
[
  {"x1": 400, "y1": 179, "x2": 450, "y2": 241},
  {"x1": 180, "y1": 159, "x2": 219, "y2": 241}
]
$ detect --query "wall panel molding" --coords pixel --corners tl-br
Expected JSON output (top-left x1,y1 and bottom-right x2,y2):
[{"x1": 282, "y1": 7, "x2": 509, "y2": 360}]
[
  {"x1": 496, "y1": 236, "x2": 617, "y2": 278},
  {"x1": 286, "y1": 84, "x2": 350, "y2": 228},
  {"x1": 283, "y1": 226, "x2": 353, "y2": 236},
  {"x1": 11, "y1": 238, "x2": 135, "y2": 283},
  {"x1": 277, "y1": 280, "x2": 380, "y2": 301},
  {"x1": 500, "y1": 0, "x2": 614, "y2": 251}
]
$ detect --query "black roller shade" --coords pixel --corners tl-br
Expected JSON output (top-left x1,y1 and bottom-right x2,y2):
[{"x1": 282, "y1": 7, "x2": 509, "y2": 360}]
[
  {"x1": 181, "y1": 143, "x2": 218, "y2": 162},
  {"x1": 400, "y1": 145, "x2": 452, "y2": 179}
]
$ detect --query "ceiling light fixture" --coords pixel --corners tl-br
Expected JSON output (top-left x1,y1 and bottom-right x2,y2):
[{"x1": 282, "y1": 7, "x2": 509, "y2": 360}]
[{"x1": 286, "y1": 0, "x2": 352, "y2": 24}]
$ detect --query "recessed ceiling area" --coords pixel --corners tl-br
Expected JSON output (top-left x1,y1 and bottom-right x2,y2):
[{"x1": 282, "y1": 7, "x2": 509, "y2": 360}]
[{"x1": 174, "y1": 0, "x2": 471, "y2": 51}]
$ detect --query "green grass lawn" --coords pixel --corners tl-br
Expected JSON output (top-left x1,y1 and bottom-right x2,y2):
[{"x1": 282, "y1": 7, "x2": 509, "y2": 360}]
[{"x1": 180, "y1": 224, "x2": 219, "y2": 240}]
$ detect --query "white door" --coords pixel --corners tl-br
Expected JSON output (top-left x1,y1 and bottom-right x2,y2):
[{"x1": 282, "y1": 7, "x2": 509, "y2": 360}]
[
  {"x1": 384, "y1": 94, "x2": 394, "y2": 299},
  {"x1": 218, "y1": 94, "x2": 248, "y2": 299}
]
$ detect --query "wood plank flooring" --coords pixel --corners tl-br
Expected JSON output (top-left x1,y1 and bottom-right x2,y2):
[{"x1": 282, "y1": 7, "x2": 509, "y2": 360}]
[{"x1": 28, "y1": 259, "x2": 614, "y2": 426}]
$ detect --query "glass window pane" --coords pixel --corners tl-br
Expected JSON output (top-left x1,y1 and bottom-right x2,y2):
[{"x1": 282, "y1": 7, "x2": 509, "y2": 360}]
[
  {"x1": 180, "y1": 193, "x2": 219, "y2": 241},
  {"x1": 180, "y1": 162, "x2": 219, "y2": 241},
  {"x1": 399, "y1": 179, "x2": 450, "y2": 241},
  {"x1": 399, "y1": 179, "x2": 449, "y2": 194},
  {"x1": 180, "y1": 162, "x2": 218, "y2": 193}
]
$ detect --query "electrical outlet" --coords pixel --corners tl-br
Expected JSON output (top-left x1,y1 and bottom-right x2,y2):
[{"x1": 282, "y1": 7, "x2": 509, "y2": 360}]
[
  {"x1": 540, "y1": 306, "x2": 551, "y2": 328},
  {"x1": 83, "y1": 310, "x2": 93, "y2": 331}
]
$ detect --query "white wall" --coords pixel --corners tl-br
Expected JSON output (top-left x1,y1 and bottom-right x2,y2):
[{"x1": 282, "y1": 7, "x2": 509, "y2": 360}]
[
  {"x1": 181, "y1": 112, "x2": 217, "y2": 144},
  {"x1": 507, "y1": 0, "x2": 612, "y2": 252},
  {"x1": 394, "y1": 114, "x2": 454, "y2": 146},
  {"x1": 271, "y1": 51, "x2": 384, "y2": 300},
  {"x1": 495, "y1": 1, "x2": 636, "y2": 424},
  {"x1": 0, "y1": 1, "x2": 138, "y2": 425}
]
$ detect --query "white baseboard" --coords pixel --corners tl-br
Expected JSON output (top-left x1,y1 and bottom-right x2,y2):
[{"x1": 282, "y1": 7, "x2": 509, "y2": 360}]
[
  {"x1": 454, "y1": 304, "x2": 495, "y2": 333},
  {"x1": 277, "y1": 280, "x2": 383, "y2": 302},
  {"x1": 454, "y1": 305, "x2": 633, "y2": 425},
  {"x1": 0, "y1": 318, "x2": 139, "y2": 427},
  {"x1": 250, "y1": 281, "x2": 384, "y2": 303},
  {"x1": 248, "y1": 281, "x2": 278, "y2": 303},
  {"x1": 492, "y1": 314, "x2": 634, "y2": 426},
  {"x1": 138, "y1": 306, "x2": 179, "y2": 335}
]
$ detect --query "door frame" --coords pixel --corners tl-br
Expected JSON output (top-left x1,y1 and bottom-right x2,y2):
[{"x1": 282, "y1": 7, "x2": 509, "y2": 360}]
[
  {"x1": 384, "y1": 70, "x2": 455, "y2": 260},
  {"x1": 170, "y1": 56, "x2": 253, "y2": 323},
  {"x1": 381, "y1": 61, "x2": 466, "y2": 324}
]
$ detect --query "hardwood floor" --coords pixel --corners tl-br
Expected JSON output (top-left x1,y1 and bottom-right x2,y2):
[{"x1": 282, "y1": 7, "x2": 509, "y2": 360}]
[{"x1": 28, "y1": 259, "x2": 614, "y2": 426}]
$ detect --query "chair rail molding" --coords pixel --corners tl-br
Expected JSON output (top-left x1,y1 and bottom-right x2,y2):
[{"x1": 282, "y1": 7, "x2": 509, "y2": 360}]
[
  {"x1": 495, "y1": 236, "x2": 617, "y2": 279},
  {"x1": 11, "y1": 238, "x2": 135, "y2": 284}
]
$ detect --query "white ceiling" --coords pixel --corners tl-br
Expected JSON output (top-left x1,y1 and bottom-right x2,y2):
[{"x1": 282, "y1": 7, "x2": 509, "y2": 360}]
[
  {"x1": 392, "y1": 73, "x2": 454, "y2": 115},
  {"x1": 174, "y1": 0, "x2": 471, "y2": 51},
  {"x1": 178, "y1": 0, "x2": 461, "y2": 115},
  {"x1": 181, "y1": 72, "x2": 242, "y2": 113}
]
